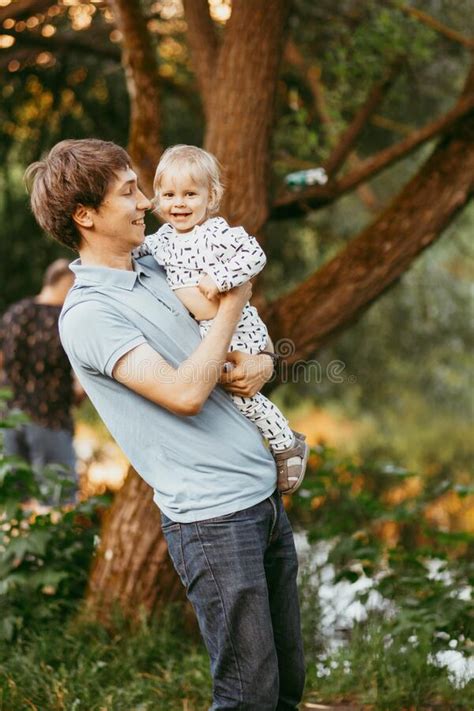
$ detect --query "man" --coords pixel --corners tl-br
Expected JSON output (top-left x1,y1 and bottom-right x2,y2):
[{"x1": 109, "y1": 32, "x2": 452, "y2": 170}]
[
  {"x1": 0, "y1": 259, "x2": 80, "y2": 501},
  {"x1": 26, "y1": 139, "x2": 305, "y2": 711}
]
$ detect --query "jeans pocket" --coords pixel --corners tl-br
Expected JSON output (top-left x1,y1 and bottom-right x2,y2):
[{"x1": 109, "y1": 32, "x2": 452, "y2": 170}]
[
  {"x1": 162, "y1": 523, "x2": 188, "y2": 587},
  {"x1": 160, "y1": 509, "x2": 180, "y2": 532}
]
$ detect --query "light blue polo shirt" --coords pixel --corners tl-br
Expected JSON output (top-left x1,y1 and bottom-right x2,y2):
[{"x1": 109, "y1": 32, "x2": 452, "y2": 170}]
[{"x1": 59, "y1": 256, "x2": 276, "y2": 522}]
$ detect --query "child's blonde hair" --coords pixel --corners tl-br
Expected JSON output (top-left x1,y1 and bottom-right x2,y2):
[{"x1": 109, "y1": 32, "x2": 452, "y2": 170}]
[{"x1": 153, "y1": 144, "x2": 224, "y2": 215}]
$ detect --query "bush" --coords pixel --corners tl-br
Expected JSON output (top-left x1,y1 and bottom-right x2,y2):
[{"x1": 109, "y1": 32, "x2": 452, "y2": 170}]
[
  {"x1": 0, "y1": 390, "x2": 110, "y2": 640},
  {"x1": 289, "y1": 444, "x2": 474, "y2": 707}
]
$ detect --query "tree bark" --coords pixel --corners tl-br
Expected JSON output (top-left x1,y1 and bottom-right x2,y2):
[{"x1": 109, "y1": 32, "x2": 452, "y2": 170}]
[
  {"x1": 86, "y1": 2, "x2": 178, "y2": 621},
  {"x1": 85, "y1": 467, "x2": 185, "y2": 624},
  {"x1": 202, "y1": 0, "x2": 291, "y2": 232},
  {"x1": 86, "y1": 0, "x2": 292, "y2": 622},
  {"x1": 182, "y1": 0, "x2": 219, "y2": 118}
]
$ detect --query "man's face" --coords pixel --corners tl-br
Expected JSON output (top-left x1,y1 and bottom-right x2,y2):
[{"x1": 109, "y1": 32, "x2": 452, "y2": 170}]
[
  {"x1": 158, "y1": 172, "x2": 209, "y2": 233},
  {"x1": 93, "y1": 168, "x2": 151, "y2": 248}
]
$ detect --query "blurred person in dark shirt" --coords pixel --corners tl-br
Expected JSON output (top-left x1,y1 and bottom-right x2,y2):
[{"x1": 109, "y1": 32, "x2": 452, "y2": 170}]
[{"x1": 0, "y1": 259, "x2": 83, "y2": 501}]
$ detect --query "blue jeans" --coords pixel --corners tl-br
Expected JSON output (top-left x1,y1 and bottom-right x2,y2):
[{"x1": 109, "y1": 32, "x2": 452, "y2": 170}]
[
  {"x1": 161, "y1": 490, "x2": 305, "y2": 710},
  {"x1": 4, "y1": 423, "x2": 77, "y2": 503}
]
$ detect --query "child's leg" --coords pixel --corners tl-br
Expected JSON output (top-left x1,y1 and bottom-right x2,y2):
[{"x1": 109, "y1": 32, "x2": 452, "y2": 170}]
[
  {"x1": 199, "y1": 310, "x2": 308, "y2": 493},
  {"x1": 231, "y1": 392, "x2": 294, "y2": 452},
  {"x1": 232, "y1": 392, "x2": 309, "y2": 494}
]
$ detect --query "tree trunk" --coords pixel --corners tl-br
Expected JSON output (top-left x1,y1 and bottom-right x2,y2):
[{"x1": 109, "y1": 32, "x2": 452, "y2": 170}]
[
  {"x1": 85, "y1": 467, "x2": 185, "y2": 624},
  {"x1": 203, "y1": 0, "x2": 291, "y2": 232}
]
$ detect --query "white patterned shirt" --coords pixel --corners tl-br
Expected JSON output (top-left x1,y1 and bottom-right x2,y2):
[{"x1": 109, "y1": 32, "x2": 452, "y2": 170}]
[{"x1": 136, "y1": 217, "x2": 267, "y2": 292}]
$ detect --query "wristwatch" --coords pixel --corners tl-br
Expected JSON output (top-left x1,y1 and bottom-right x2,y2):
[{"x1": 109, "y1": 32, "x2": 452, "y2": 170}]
[{"x1": 258, "y1": 350, "x2": 281, "y2": 369}]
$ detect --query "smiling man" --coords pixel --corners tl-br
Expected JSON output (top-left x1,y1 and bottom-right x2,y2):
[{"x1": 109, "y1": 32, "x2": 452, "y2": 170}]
[{"x1": 25, "y1": 139, "x2": 305, "y2": 711}]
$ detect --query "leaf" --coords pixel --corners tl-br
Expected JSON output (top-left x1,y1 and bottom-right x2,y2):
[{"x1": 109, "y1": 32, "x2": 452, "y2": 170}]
[
  {"x1": 334, "y1": 569, "x2": 361, "y2": 583},
  {"x1": 4, "y1": 528, "x2": 52, "y2": 561},
  {"x1": 0, "y1": 615, "x2": 20, "y2": 641},
  {"x1": 454, "y1": 484, "x2": 474, "y2": 498}
]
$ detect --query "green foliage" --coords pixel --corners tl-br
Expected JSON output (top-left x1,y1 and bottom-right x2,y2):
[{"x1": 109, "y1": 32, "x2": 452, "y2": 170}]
[
  {"x1": 290, "y1": 444, "x2": 473, "y2": 642},
  {"x1": 1, "y1": 405, "x2": 472, "y2": 707},
  {"x1": 304, "y1": 615, "x2": 473, "y2": 709},
  {"x1": 290, "y1": 443, "x2": 473, "y2": 706},
  {"x1": 0, "y1": 609, "x2": 212, "y2": 711},
  {"x1": 278, "y1": 0, "x2": 470, "y2": 171},
  {"x1": 0, "y1": 395, "x2": 110, "y2": 642}
]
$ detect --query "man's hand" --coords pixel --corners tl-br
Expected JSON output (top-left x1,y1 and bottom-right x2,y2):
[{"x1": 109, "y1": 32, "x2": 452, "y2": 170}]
[
  {"x1": 220, "y1": 350, "x2": 274, "y2": 397},
  {"x1": 198, "y1": 273, "x2": 220, "y2": 301}
]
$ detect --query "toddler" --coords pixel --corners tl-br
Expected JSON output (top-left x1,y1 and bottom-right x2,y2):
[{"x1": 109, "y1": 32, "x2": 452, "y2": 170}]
[{"x1": 135, "y1": 145, "x2": 308, "y2": 494}]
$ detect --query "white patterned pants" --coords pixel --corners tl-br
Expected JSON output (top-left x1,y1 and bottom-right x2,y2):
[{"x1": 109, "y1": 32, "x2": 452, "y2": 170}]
[{"x1": 199, "y1": 304, "x2": 294, "y2": 452}]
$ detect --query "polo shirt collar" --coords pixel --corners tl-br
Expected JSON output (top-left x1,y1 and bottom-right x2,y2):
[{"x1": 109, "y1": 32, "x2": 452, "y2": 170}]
[{"x1": 69, "y1": 257, "x2": 149, "y2": 291}]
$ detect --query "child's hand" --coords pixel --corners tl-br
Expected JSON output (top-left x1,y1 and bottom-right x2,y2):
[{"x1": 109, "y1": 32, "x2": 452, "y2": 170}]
[{"x1": 198, "y1": 273, "x2": 220, "y2": 301}]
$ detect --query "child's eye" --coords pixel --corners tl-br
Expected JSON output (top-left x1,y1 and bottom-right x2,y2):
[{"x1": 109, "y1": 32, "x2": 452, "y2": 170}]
[{"x1": 186, "y1": 192, "x2": 196, "y2": 196}]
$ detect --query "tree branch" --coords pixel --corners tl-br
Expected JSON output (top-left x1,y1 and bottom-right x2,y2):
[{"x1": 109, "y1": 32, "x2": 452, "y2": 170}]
[
  {"x1": 182, "y1": 0, "x2": 219, "y2": 117},
  {"x1": 204, "y1": 0, "x2": 291, "y2": 232},
  {"x1": 284, "y1": 40, "x2": 335, "y2": 143},
  {"x1": 1, "y1": 27, "x2": 121, "y2": 61},
  {"x1": 2, "y1": 28, "x2": 197, "y2": 107},
  {"x1": 0, "y1": 0, "x2": 51, "y2": 24},
  {"x1": 263, "y1": 108, "x2": 474, "y2": 364},
  {"x1": 272, "y1": 94, "x2": 474, "y2": 219},
  {"x1": 397, "y1": 4, "x2": 474, "y2": 50},
  {"x1": 323, "y1": 59, "x2": 403, "y2": 177},
  {"x1": 282, "y1": 40, "x2": 380, "y2": 210}
]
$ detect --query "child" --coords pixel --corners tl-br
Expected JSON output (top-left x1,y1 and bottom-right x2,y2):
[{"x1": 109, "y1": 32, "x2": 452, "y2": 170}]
[{"x1": 135, "y1": 144, "x2": 308, "y2": 494}]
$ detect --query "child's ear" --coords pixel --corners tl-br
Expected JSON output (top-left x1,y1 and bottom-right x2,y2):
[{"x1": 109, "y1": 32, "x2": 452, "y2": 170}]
[
  {"x1": 72, "y1": 204, "x2": 94, "y2": 229},
  {"x1": 208, "y1": 188, "x2": 218, "y2": 214}
]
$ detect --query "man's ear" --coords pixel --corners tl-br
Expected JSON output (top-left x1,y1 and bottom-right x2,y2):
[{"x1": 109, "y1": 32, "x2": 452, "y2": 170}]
[{"x1": 72, "y1": 204, "x2": 94, "y2": 229}]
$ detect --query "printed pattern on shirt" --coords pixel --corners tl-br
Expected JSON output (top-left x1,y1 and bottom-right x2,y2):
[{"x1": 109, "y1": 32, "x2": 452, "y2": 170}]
[
  {"x1": 199, "y1": 307, "x2": 294, "y2": 452},
  {"x1": 135, "y1": 217, "x2": 267, "y2": 292},
  {"x1": 0, "y1": 299, "x2": 74, "y2": 431},
  {"x1": 199, "y1": 304, "x2": 268, "y2": 355}
]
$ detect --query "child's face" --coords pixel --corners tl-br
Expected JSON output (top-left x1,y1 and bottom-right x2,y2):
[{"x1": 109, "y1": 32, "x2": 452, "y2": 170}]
[{"x1": 157, "y1": 171, "x2": 209, "y2": 233}]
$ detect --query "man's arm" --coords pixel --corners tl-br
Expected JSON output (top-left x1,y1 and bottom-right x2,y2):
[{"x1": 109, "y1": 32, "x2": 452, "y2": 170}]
[{"x1": 112, "y1": 282, "x2": 252, "y2": 416}]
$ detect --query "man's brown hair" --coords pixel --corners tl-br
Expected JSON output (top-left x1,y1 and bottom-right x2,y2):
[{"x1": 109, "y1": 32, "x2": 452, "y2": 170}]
[{"x1": 25, "y1": 139, "x2": 131, "y2": 250}]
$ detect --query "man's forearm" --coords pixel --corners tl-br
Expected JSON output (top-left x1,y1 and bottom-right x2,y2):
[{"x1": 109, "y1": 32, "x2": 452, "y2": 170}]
[
  {"x1": 176, "y1": 306, "x2": 241, "y2": 410},
  {"x1": 114, "y1": 285, "x2": 252, "y2": 416}
]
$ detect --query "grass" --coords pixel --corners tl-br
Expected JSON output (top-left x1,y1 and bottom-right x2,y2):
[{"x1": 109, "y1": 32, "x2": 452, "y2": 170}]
[
  {"x1": 0, "y1": 606, "x2": 211, "y2": 711},
  {"x1": 1, "y1": 606, "x2": 472, "y2": 711},
  {"x1": 304, "y1": 615, "x2": 473, "y2": 710}
]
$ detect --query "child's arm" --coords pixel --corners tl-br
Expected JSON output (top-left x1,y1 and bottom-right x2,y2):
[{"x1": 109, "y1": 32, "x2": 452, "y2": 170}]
[{"x1": 203, "y1": 219, "x2": 267, "y2": 293}]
